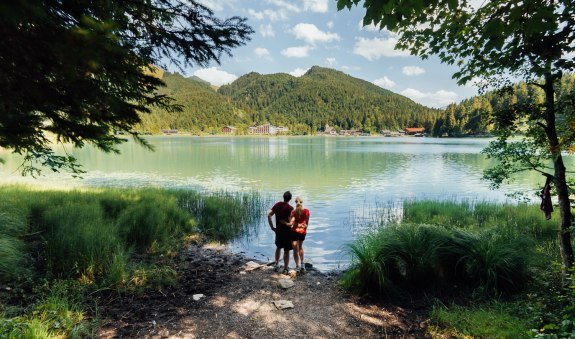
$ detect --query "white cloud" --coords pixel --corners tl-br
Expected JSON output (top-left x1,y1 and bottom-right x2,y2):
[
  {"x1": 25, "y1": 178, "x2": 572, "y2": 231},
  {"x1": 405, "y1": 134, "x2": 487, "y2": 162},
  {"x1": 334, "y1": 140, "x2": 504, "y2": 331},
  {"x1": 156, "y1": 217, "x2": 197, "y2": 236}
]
[
  {"x1": 248, "y1": 9, "x2": 264, "y2": 20},
  {"x1": 353, "y1": 37, "x2": 410, "y2": 60},
  {"x1": 326, "y1": 57, "x2": 337, "y2": 66},
  {"x1": 302, "y1": 0, "x2": 328, "y2": 13},
  {"x1": 289, "y1": 67, "x2": 310, "y2": 77},
  {"x1": 326, "y1": 21, "x2": 334, "y2": 29},
  {"x1": 292, "y1": 23, "x2": 340, "y2": 44},
  {"x1": 373, "y1": 76, "x2": 396, "y2": 89},
  {"x1": 358, "y1": 19, "x2": 379, "y2": 32},
  {"x1": 248, "y1": 8, "x2": 288, "y2": 21},
  {"x1": 254, "y1": 47, "x2": 271, "y2": 59},
  {"x1": 402, "y1": 66, "x2": 426, "y2": 76},
  {"x1": 193, "y1": 67, "x2": 238, "y2": 86},
  {"x1": 267, "y1": 0, "x2": 300, "y2": 12},
  {"x1": 281, "y1": 45, "x2": 313, "y2": 58},
  {"x1": 260, "y1": 24, "x2": 275, "y2": 37},
  {"x1": 400, "y1": 88, "x2": 458, "y2": 107}
]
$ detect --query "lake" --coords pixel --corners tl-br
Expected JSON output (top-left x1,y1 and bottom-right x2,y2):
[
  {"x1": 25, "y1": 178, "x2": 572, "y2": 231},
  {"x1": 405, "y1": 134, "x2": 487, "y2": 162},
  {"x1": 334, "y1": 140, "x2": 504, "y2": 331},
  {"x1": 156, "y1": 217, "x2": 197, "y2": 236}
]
[{"x1": 0, "y1": 136, "x2": 568, "y2": 270}]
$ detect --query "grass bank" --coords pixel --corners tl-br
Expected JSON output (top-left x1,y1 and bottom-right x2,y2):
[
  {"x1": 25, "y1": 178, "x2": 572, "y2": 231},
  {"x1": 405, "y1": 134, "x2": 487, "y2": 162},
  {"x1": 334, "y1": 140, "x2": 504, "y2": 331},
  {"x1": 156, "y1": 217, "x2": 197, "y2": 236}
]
[
  {"x1": 0, "y1": 185, "x2": 265, "y2": 338},
  {"x1": 341, "y1": 200, "x2": 573, "y2": 337}
]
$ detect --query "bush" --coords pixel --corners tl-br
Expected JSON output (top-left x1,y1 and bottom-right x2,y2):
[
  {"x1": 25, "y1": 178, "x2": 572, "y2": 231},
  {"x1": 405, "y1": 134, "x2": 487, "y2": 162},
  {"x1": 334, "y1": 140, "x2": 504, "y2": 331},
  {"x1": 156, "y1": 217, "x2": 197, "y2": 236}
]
[{"x1": 342, "y1": 223, "x2": 534, "y2": 297}]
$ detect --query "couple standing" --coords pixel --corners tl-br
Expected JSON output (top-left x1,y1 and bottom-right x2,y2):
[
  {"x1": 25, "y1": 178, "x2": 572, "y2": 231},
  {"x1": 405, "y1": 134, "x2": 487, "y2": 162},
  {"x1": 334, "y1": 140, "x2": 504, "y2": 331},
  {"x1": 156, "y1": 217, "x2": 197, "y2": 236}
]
[{"x1": 267, "y1": 191, "x2": 310, "y2": 274}]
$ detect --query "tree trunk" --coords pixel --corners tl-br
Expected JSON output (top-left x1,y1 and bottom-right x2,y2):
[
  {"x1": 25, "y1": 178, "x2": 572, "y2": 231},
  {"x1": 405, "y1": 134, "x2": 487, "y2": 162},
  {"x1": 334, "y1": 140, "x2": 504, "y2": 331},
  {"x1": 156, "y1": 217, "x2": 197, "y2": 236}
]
[{"x1": 544, "y1": 73, "x2": 574, "y2": 280}]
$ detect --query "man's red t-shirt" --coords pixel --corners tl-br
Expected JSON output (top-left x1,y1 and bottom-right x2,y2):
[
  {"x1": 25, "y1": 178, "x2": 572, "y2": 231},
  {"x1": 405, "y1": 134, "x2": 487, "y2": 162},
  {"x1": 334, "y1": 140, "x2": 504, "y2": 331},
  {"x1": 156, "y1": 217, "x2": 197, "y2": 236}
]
[
  {"x1": 291, "y1": 208, "x2": 310, "y2": 234},
  {"x1": 272, "y1": 201, "x2": 293, "y2": 232}
]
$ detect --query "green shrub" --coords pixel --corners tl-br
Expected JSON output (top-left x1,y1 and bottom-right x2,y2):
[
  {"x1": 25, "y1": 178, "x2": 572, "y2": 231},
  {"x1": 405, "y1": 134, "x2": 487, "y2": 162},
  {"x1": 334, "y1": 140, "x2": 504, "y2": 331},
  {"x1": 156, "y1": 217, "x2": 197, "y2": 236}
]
[
  {"x1": 445, "y1": 229, "x2": 533, "y2": 294},
  {"x1": 340, "y1": 229, "x2": 393, "y2": 296},
  {"x1": 342, "y1": 223, "x2": 534, "y2": 297}
]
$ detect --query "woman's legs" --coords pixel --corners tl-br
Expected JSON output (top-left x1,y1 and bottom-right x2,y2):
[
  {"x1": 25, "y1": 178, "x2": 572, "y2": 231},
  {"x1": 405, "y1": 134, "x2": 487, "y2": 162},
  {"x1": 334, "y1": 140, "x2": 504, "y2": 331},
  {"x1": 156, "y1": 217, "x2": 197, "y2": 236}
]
[
  {"x1": 291, "y1": 240, "x2": 300, "y2": 268},
  {"x1": 298, "y1": 240, "x2": 304, "y2": 269}
]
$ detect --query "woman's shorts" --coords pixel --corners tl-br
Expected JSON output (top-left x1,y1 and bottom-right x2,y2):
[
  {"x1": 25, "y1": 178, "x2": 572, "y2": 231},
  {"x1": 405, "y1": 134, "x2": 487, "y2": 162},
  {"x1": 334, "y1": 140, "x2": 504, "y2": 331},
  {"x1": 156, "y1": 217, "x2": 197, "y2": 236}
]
[{"x1": 290, "y1": 232, "x2": 306, "y2": 241}]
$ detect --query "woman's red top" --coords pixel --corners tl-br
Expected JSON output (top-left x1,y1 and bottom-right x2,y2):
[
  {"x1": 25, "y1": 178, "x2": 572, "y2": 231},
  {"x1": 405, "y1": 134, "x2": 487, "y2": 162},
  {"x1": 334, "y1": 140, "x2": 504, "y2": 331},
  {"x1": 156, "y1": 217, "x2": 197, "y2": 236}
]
[{"x1": 290, "y1": 208, "x2": 310, "y2": 234}]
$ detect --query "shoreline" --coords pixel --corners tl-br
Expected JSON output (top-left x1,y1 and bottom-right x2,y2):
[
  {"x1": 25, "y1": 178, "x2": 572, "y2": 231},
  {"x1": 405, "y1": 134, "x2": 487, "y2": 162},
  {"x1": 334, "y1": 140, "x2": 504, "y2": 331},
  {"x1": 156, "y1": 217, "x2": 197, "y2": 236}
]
[{"x1": 97, "y1": 241, "x2": 427, "y2": 338}]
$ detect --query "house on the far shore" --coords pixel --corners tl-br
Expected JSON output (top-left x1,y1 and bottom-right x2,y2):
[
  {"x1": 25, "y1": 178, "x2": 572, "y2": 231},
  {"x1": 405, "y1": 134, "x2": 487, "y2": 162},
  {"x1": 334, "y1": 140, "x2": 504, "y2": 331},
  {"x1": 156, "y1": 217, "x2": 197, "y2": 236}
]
[
  {"x1": 248, "y1": 123, "x2": 289, "y2": 135},
  {"x1": 222, "y1": 126, "x2": 237, "y2": 134},
  {"x1": 404, "y1": 127, "x2": 426, "y2": 136}
]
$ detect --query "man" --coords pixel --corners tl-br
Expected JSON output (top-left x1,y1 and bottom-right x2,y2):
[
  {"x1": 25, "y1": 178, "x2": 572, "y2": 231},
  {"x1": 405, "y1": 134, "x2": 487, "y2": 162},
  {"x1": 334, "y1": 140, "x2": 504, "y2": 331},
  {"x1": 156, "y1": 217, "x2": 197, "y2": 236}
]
[{"x1": 268, "y1": 191, "x2": 294, "y2": 274}]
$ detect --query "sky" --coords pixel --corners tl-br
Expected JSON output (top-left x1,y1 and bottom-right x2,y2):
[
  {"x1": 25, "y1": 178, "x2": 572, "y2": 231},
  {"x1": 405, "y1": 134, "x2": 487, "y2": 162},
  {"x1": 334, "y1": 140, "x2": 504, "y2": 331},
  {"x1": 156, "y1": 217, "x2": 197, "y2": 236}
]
[{"x1": 171, "y1": 0, "x2": 481, "y2": 108}]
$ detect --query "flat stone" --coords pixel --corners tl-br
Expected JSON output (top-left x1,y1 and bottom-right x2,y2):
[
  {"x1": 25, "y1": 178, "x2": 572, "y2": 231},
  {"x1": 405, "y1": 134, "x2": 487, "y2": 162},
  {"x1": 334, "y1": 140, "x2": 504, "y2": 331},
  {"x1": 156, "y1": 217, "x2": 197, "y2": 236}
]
[
  {"x1": 278, "y1": 278, "x2": 295, "y2": 289},
  {"x1": 244, "y1": 261, "x2": 262, "y2": 271},
  {"x1": 193, "y1": 294, "x2": 205, "y2": 301},
  {"x1": 272, "y1": 300, "x2": 294, "y2": 310}
]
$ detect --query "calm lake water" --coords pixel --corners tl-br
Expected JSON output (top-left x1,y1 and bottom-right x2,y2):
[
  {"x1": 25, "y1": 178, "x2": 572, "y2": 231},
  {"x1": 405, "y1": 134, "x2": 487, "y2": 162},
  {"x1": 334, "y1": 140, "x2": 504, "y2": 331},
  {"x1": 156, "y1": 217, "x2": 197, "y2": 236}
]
[{"x1": 0, "y1": 136, "x2": 570, "y2": 270}]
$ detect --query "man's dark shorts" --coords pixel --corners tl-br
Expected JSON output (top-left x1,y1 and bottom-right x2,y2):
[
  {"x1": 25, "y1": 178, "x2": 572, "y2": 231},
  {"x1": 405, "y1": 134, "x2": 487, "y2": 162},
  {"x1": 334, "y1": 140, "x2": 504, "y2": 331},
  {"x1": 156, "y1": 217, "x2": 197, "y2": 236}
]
[{"x1": 275, "y1": 229, "x2": 292, "y2": 251}]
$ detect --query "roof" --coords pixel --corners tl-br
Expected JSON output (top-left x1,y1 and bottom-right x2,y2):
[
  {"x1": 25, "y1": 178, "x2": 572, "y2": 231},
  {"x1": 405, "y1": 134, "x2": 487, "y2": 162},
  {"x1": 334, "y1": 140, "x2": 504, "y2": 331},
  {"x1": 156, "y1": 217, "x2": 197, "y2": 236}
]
[{"x1": 404, "y1": 127, "x2": 426, "y2": 133}]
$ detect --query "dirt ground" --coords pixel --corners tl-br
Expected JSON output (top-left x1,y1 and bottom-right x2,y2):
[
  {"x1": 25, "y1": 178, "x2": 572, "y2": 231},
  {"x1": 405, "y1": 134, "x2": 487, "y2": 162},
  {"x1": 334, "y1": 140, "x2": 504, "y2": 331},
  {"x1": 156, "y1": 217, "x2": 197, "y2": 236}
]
[{"x1": 96, "y1": 243, "x2": 429, "y2": 338}]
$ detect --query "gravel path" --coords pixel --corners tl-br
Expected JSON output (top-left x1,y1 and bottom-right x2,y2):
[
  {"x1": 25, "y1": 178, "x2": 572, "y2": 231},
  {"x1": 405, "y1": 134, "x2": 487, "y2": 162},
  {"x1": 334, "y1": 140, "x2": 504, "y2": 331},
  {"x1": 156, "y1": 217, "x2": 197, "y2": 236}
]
[{"x1": 97, "y1": 243, "x2": 428, "y2": 338}]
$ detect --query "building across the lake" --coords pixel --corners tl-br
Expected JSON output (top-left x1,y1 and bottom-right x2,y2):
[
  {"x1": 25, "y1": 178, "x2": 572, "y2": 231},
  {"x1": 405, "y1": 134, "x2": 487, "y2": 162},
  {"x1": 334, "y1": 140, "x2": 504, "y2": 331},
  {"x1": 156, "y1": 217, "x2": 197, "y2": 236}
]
[
  {"x1": 404, "y1": 127, "x2": 426, "y2": 135},
  {"x1": 221, "y1": 125, "x2": 237, "y2": 134},
  {"x1": 162, "y1": 129, "x2": 178, "y2": 135},
  {"x1": 248, "y1": 123, "x2": 289, "y2": 135},
  {"x1": 323, "y1": 124, "x2": 338, "y2": 135},
  {"x1": 339, "y1": 129, "x2": 361, "y2": 136}
]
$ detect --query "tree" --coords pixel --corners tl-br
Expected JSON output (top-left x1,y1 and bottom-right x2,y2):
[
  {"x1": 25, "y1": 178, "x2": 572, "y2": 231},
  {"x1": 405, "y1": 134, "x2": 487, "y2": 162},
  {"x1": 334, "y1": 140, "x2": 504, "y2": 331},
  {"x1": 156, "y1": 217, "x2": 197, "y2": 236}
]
[
  {"x1": 338, "y1": 0, "x2": 575, "y2": 276},
  {"x1": 0, "y1": 0, "x2": 252, "y2": 175}
]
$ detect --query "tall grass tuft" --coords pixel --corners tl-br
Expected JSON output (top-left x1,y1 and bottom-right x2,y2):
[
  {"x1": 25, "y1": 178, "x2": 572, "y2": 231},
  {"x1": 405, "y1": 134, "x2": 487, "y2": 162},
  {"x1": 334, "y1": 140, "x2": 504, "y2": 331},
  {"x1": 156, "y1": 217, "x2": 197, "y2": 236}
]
[
  {"x1": 116, "y1": 192, "x2": 195, "y2": 251},
  {"x1": 0, "y1": 210, "x2": 31, "y2": 282},
  {"x1": 342, "y1": 223, "x2": 534, "y2": 296},
  {"x1": 445, "y1": 229, "x2": 533, "y2": 294},
  {"x1": 173, "y1": 190, "x2": 266, "y2": 242},
  {"x1": 340, "y1": 230, "x2": 393, "y2": 296}
]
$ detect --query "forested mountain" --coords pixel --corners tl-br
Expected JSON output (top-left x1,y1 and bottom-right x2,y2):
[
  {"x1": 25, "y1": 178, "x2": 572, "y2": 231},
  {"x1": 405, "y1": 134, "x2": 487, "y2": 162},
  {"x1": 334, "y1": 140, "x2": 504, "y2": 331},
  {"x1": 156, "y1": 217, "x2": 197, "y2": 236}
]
[
  {"x1": 136, "y1": 72, "x2": 249, "y2": 134},
  {"x1": 137, "y1": 66, "x2": 442, "y2": 134},
  {"x1": 218, "y1": 66, "x2": 441, "y2": 134},
  {"x1": 434, "y1": 74, "x2": 575, "y2": 137}
]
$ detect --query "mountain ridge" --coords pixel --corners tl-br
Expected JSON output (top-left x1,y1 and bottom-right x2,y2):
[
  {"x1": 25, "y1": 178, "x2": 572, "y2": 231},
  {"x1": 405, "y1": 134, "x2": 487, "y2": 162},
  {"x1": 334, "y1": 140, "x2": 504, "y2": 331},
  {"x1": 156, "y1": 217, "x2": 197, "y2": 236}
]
[{"x1": 137, "y1": 66, "x2": 442, "y2": 134}]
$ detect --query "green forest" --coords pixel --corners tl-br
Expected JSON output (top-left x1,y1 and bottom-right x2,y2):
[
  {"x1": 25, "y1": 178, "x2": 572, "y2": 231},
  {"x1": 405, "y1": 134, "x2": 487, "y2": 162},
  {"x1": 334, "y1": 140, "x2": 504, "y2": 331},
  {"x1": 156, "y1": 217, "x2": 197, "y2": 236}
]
[
  {"x1": 433, "y1": 74, "x2": 575, "y2": 137},
  {"x1": 137, "y1": 66, "x2": 442, "y2": 135},
  {"x1": 138, "y1": 69, "x2": 575, "y2": 137}
]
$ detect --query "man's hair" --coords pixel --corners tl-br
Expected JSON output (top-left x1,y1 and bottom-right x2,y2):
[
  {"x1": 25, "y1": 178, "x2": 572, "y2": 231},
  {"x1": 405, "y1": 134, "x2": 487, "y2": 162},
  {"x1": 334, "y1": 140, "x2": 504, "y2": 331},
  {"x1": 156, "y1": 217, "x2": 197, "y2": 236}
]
[{"x1": 283, "y1": 191, "x2": 292, "y2": 202}]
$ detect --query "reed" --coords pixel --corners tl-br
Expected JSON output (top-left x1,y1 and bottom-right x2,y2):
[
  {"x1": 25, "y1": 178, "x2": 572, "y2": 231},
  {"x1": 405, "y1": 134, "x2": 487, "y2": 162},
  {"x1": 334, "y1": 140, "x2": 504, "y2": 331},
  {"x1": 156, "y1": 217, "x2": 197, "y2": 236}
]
[
  {"x1": 342, "y1": 200, "x2": 540, "y2": 296},
  {"x1": 0, "y1": 185, "x2": 266, "y2": 338}
]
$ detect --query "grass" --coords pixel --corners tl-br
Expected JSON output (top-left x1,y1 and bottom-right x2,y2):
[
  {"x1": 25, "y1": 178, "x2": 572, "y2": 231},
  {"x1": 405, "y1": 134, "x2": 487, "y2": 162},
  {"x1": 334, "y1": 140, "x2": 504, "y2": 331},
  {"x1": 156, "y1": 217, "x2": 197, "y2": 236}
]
[
  {"x1": 0, "y1": 185, "x2": 266, "y2": 338},
  {"x1": 341, "y1": 200, "x2": 561, "y2": 337},
  {"x1": 429, "y1": 301, "x2": 532, "y2": 338}
]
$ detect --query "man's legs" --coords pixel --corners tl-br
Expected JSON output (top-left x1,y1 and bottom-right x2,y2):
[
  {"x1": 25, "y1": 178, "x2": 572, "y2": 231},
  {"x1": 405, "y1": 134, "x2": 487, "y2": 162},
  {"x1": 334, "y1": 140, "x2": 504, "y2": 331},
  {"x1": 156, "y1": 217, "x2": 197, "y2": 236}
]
[
  {"x1": 275, "y1": 247, "x2": 281, "y2": 265},
  {"x1": 283, "y1": 248, "x2": 290, "y2": 272}
]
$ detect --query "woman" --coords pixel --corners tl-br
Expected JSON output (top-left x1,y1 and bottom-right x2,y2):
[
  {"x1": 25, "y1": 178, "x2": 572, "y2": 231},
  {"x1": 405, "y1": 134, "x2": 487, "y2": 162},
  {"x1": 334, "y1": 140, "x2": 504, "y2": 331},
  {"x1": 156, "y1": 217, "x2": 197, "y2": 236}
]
[{"x1": 287, "y1": 196, "x2": 310, "y2": 273}]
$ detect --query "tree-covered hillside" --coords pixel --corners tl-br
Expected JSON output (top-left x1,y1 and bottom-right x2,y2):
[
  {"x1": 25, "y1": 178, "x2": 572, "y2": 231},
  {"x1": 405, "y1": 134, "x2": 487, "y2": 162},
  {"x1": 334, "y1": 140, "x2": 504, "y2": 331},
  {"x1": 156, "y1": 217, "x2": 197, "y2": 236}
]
[
  {"x1": 138, "y1": 66, "x2": 443, "y2": 134},
  {"x1": 433, "y1": 74, "x2": 575, "y2": 137},
  {"x1": 136, "y1": 72, "x2": 249, "y2": 134},
  {"x1": 219, "y1": 66, "x2": 441, "y2": 134}
]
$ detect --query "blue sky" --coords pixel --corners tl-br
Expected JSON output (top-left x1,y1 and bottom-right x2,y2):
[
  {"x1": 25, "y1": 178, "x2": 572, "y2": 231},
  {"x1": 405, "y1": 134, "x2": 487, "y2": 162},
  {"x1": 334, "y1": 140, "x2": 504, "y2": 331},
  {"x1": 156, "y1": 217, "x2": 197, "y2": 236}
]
[{"x1": 172, "y1": 0, "x2": 481, "y2": 108}]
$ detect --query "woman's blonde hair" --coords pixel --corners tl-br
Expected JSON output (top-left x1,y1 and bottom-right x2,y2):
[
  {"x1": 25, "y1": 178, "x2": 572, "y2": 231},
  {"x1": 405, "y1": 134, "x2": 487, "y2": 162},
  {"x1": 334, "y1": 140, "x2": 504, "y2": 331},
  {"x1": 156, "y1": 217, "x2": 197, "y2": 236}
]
[{"x1": 295, "y1": 196, "x2": 303, "y2": 218}]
